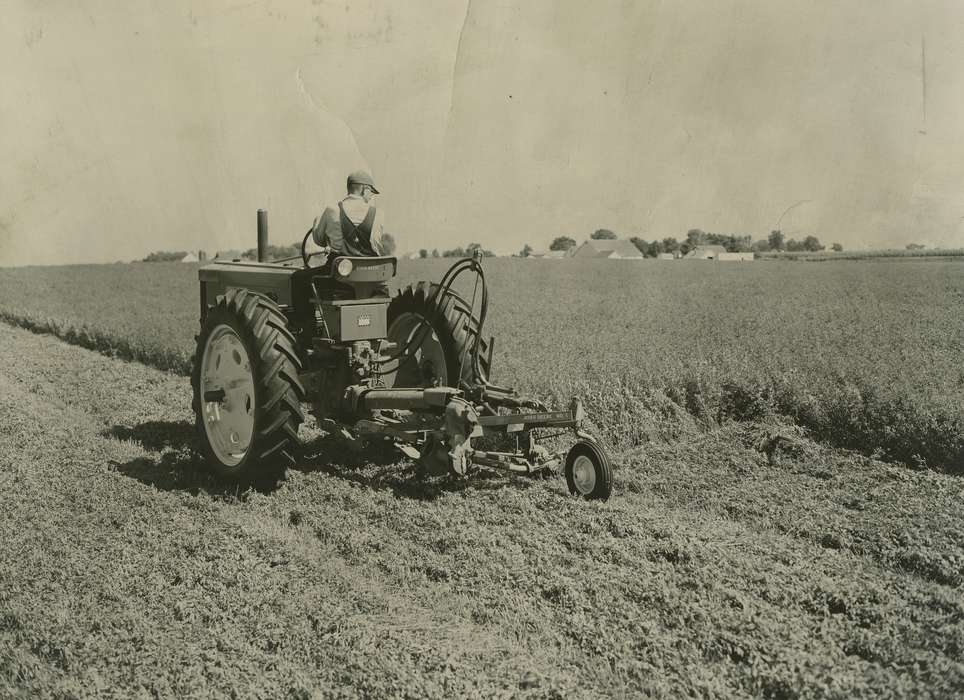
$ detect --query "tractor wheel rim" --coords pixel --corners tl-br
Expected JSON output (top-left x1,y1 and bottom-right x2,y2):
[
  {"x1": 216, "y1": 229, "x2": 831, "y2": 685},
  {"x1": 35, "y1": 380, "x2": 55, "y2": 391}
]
[
  {"x1": 200, "y1": 325, "x2": 255, "y2": 467},
  {"x1": 386, "y1": 312, "x2": 448, "y2": 388},
  {"x1": 572, "y1": 455, "x2": 597, "y2": 495}
]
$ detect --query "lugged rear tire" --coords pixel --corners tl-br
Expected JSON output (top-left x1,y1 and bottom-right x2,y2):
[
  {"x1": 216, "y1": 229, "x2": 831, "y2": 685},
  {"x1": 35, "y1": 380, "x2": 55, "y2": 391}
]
[
  {"x1": 386, "y1": 281, "x2": 490, "y2": 389},
  {"x1": 191, "y1": 288, "x2": 305, "y2": 483}
]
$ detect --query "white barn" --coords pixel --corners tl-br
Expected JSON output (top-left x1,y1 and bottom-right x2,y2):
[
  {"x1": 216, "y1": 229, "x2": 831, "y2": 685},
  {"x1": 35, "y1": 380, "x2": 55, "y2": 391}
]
[
  {"x1": 529, "y1": 249, "x2": 572, "y2": 259},
  {"x1": 684, "y1": 244, "x2": 728, "y2": 260},
  {"x1": 572, "y1": 239, "x2": 644, "y2": 259},
  {"x1": 718, "y1": 252, "x2": 754, "y2": 261}
]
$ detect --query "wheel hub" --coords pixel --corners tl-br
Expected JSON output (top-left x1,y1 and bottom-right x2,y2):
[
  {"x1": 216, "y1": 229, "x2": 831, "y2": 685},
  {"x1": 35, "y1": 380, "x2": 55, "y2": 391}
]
[
  {"x1": 199, "y1": 325, "x2": 255, "y2": 467},
  {"x1": 571, "y1": 455, "x2": 597, "y2": 495}
]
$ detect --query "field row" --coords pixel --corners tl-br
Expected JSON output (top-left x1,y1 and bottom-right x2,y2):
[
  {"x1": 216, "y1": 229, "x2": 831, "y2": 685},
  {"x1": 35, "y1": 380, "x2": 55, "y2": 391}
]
[
  {"x1": 0, "y1": 258, "x2": 962, "y2": 471},
  {"x1": 757, "y1": 248, "x2": 964, "y2": 262},
  {"x1": 1, "y1": 324, "x2": 962, "y2": 697}
]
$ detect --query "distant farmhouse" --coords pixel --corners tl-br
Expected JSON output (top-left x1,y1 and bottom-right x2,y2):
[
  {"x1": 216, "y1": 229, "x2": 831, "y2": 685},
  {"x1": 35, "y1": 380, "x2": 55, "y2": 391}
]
[
  {"x1": 684, "y1": 244, "x2": 727, "y2": 260},
  {"x1": 572, "y1": 239, "x2": 644, "y2": 259},
  {"x1": 528, "y1": 249, "x2": 571, "y2": 259},
  {"x1": 684, "y1": 245, "x2": 753, "y2": 261},
  {"x1": 177, "y1": 251, "x2": 199, "y2": 263}
]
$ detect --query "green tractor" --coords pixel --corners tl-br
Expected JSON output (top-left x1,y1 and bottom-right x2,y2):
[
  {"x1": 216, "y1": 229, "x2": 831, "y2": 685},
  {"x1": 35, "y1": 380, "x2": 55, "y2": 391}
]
[{"x1": 191, "y1": 211, "x2": 612, "y2": 499}]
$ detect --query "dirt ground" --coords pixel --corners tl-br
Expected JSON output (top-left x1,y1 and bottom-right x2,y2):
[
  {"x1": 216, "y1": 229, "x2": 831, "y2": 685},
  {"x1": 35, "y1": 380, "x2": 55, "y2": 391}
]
[{"x1": 1, "y1": 323, "x2": 962, "y2": 698}]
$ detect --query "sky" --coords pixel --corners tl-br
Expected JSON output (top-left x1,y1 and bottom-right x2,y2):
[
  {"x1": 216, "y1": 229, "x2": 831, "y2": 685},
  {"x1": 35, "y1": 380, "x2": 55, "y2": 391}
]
[{"x1": 2, "y1": 0, "x2": 964, "y2": 265}]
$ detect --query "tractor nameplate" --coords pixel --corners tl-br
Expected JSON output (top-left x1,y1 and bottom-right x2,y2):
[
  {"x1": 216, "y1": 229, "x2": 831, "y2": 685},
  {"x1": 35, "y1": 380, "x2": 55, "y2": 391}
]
[
  {"x1": 331, "y1": 256, "x2": 397, "y2": 282},
  {"x1": 519, "y1": 411, "x2": 572, "y2": 423},
  {"x1": 478, "y1": 410, "x2": 575, "y2": 428},
  {"x1": 358, "y1": 315, "x2": 371, "y2": 327}
]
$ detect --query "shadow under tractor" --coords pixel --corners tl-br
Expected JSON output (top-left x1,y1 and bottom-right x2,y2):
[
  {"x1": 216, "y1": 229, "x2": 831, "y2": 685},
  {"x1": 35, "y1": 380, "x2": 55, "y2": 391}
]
[{"x1": 191, "y1": 211, "x2": 612, "y2": 499}]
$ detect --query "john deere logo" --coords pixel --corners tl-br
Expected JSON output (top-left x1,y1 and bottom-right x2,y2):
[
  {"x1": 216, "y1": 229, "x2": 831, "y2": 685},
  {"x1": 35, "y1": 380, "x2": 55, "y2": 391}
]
[{"x1": 358, "y1": 315, "x2": 371, "y2": 327}]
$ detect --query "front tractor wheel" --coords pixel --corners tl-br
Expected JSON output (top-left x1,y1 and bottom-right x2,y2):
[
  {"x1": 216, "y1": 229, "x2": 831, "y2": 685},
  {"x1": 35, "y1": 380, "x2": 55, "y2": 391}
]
[
  {"x1": 565, "y1": 440, "x2": 613, "y2": 501},
  {"x1": 191, "y1": 288, "x2": 305, "y2": 483}
]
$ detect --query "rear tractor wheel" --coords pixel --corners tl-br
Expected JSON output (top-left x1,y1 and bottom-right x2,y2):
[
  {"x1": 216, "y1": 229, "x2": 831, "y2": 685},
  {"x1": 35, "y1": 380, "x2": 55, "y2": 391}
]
[
  {"x1": 385, "y1": 282, "x2": 490, "y2": 389},
  {"x1": 191, "y1": 288, "x2": 305, "y2": 483}
]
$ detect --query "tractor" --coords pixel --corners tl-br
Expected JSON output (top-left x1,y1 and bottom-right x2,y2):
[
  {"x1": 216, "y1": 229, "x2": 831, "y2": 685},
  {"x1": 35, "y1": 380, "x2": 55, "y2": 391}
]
[{"x1": 191, "y1": 210, "x2": 612, "y2": 499}]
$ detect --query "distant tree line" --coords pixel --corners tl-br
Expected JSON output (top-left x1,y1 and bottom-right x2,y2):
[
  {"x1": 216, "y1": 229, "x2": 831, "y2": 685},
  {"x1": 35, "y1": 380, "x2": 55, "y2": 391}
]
[
  {"x1": 761, "y1": 229, "x2": 831, "y2": 253},
  {"x1": 531, "y1": 226, "x2": 843, "y2": 259},
  {"x1": 142, "y1": 251, "x2": 188, "y2": 262},
  {"x1": 242, "y1": 243, "x2": 299, "y2": 260},
  {"x1": 418, "y1": 242, "x2": 494, "y2": 258},
  {"x1": 440, "y1": 242, "x2": 495, "y2": 258}
]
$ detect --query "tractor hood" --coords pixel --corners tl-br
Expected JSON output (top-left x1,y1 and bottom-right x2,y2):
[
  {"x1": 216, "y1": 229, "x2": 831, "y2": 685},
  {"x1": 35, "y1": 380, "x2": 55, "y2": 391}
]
[{"x1": 199, "y1": 260, "x2": 297, "y2": 307}]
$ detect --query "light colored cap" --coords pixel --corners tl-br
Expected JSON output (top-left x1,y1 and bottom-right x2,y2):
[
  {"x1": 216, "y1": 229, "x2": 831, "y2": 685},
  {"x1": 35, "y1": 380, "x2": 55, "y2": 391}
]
[{"x1": 347, "y1": 170, "x2": 379, "y2": 194}]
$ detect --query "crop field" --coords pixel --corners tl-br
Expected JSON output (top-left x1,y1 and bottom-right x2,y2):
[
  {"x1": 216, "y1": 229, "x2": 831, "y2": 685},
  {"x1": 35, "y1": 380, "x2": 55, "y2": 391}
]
[
  {"x1": 756, "y1": 248, "x2": 964, "y2": 262},
  {"x1": 1, "y1": 258, "x2": 963, "y2": 697},
  {"x1": 1, "y1": 258, "x2": 962, "y2": 468}
]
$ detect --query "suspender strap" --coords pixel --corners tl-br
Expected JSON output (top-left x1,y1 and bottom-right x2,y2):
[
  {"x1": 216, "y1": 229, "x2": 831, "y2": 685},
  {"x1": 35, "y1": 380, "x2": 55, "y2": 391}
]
[
  {"x1": 338, "y1": 202, "x2": 378, "y2": 256},
  {"x1": 359, "y1": 205, "x2": 376, "y2": 237}
]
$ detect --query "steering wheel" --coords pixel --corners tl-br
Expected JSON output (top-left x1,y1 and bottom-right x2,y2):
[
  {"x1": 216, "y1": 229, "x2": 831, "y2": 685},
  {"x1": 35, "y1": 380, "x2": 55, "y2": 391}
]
[{"x1": 301, "y1": 227, "x2": 332, "y2": 268}]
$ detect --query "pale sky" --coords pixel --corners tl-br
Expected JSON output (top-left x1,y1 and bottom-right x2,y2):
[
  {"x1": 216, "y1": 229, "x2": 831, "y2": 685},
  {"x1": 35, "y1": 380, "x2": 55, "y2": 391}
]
[{"x1": 2, "y1": 0, "x2": 964, "y2": 265}]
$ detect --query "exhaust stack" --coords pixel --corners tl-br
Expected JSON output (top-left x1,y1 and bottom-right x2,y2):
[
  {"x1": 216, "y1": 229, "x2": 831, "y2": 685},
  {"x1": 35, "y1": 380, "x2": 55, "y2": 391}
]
[{"x1": 257, "y1": 209, "x2": 268, "y2": 262}]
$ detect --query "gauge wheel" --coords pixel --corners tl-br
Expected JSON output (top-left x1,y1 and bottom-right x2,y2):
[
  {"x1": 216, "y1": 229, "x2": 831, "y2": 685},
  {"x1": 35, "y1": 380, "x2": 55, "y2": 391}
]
[
  {"x1": 191, "y1": 288, "x2": 305, "y2": 483},
  {"x1": 564, "y1": 440, "x2": 613, "y2": 500},
  {"x1": 385, "y1": 282, "x2": 490, "y2": 389}
]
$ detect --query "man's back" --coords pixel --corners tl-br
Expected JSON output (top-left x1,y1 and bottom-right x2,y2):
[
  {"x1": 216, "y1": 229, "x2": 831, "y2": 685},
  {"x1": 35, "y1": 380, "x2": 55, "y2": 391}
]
[{"x1": 312, "y1": 194, "x2": 385, "y2": 257}]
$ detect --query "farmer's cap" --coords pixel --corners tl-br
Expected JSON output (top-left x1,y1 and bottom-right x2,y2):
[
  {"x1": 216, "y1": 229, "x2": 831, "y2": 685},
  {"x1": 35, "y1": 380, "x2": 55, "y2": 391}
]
[{"x1": 347, "y1": 170, "x2": 379, "y2": 194}]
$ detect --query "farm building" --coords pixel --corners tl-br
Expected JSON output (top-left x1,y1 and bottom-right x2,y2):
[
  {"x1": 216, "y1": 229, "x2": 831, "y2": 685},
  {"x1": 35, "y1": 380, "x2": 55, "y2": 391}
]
[
  {"x1": 684, "y1": 246, "x2": 753, "y2": 261},
  {"x1": 177, "y1": 252, "x2": 199, "y2": 263},
  {"x1": 572, "y1": 239, "x2": 644, "y2": 259},
  {"x1": 529, "y1": 249, "x2": 571, "y2": 259},
  {"x1": 684, "y1": 245, "x2": 727, "y2": 260}
]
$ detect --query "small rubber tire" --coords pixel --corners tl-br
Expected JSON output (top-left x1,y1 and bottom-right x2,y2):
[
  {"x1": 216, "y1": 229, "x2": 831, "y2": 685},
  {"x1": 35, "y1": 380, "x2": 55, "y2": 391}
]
[
  {"x1": 386, "y1": 281, "x2": 490, "y2": 388},
  {"x1": 191, "y1": 288, "x2": 305, "y2": 484},
  {"x1": 564, "y1": 440, "x2": 613, "y2": 501}
]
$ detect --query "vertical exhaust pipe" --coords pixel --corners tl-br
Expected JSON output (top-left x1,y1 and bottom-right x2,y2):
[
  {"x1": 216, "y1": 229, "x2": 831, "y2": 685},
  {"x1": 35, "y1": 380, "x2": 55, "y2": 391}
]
[{"x1": 257, "y1": 209, "x2": 268, "y2": 262}]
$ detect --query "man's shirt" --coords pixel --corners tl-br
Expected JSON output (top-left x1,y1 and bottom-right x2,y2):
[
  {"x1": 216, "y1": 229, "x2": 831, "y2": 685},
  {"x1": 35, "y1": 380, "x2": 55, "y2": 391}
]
[{"x1": 309, "y1": 194, "x2": 385, "y2": 257}]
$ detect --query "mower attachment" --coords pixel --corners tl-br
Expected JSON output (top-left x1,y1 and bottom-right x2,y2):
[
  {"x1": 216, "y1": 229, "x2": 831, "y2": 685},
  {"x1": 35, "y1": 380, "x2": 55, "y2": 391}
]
[{"x1": 351, "y1": 394, "x2": 613, "y2": 500}]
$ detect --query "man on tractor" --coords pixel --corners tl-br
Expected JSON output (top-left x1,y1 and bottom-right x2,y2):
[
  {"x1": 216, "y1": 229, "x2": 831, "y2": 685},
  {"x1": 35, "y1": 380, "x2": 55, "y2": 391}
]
[{"x1": 308, "y1": 170, "x2": 385, "y2": 259}]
